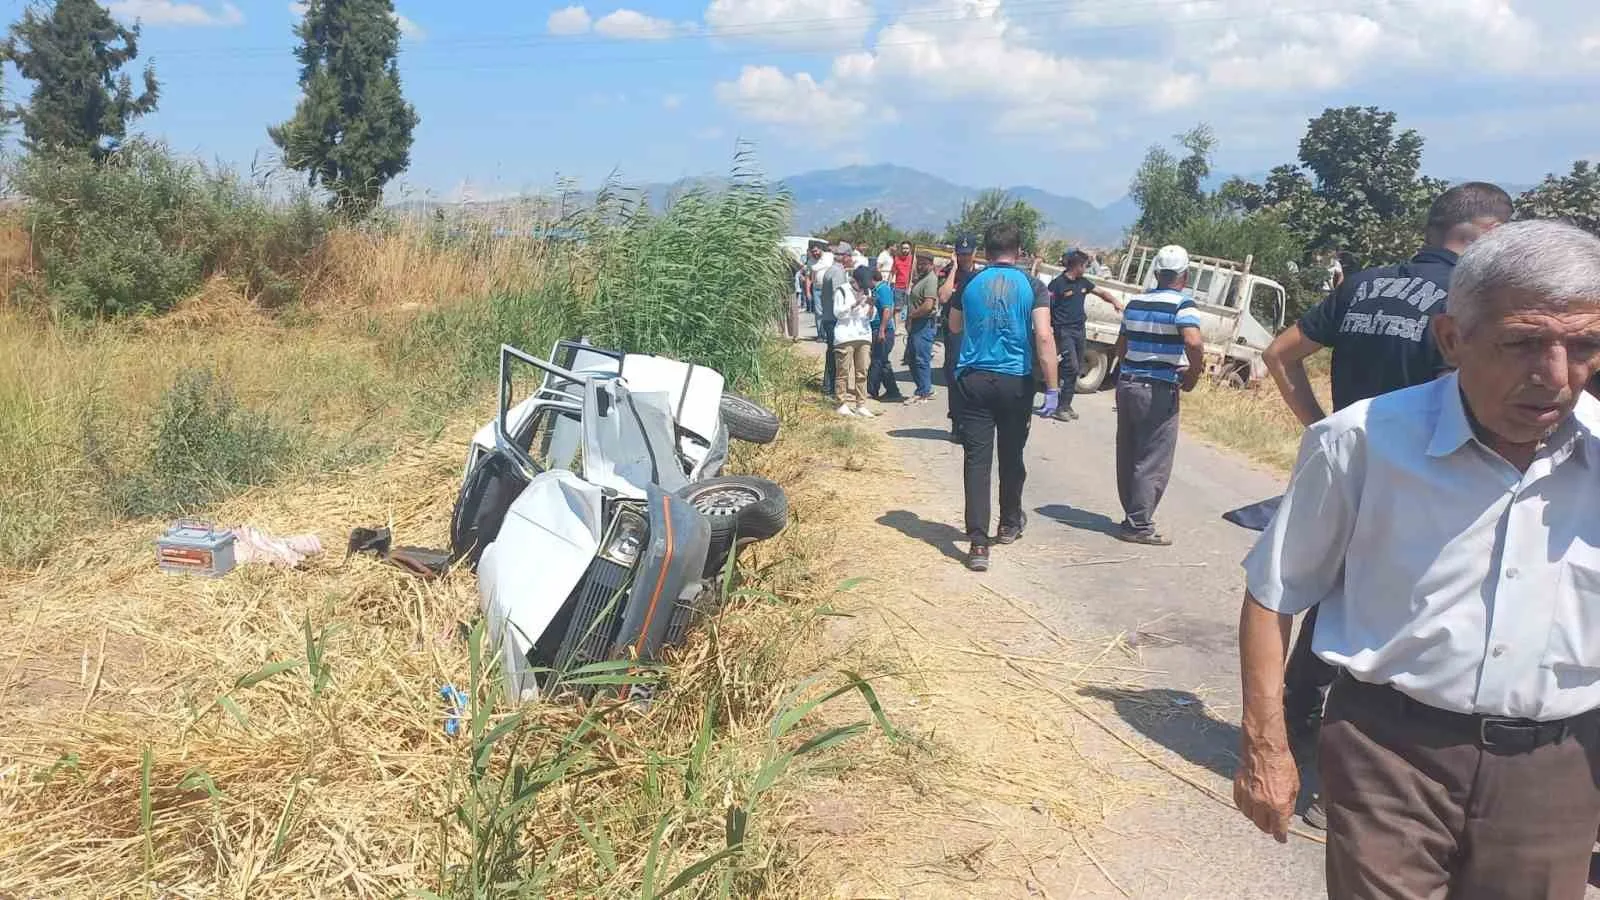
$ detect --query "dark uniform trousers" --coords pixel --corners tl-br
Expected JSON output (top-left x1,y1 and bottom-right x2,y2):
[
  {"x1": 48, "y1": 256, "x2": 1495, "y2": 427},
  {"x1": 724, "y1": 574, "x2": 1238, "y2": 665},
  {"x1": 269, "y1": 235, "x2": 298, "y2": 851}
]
[
  {"x1": 1321, "y1": 675, "x2": 1600, "y2": 899},
  {"x1": 1054, "y1": 326, "x2": 1086, "y2": 407},
  {"x1": 955, "y1": 370, "x2": 1034, "y2": 542}
]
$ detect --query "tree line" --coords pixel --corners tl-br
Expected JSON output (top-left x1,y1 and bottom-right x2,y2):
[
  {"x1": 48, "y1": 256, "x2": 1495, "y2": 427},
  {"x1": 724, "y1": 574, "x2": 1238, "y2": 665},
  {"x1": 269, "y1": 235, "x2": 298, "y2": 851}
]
[
  {"x1": 1129, "y1": 106, "x2": 1599, "y2": 317},
  {"x1": 820, "y1": 188, "x2": 1048, "y2": 255},
  {"x1": 1, "y1": 0, "x2": 417, "y2": 215}
]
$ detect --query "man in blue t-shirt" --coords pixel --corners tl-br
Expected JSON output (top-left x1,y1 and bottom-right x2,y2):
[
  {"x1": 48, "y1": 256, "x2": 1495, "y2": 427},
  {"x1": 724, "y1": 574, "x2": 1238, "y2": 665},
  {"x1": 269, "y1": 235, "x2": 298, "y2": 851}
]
[
  {"x1": 867, "y1": 268, "x2": 905, "y2": 401},
  {"x1": 946, "y1": 223, "x2": 1059, "y2": 572},
  {"x1": 1114, "y1": 244, "x2": 1204, "y2": 547}
]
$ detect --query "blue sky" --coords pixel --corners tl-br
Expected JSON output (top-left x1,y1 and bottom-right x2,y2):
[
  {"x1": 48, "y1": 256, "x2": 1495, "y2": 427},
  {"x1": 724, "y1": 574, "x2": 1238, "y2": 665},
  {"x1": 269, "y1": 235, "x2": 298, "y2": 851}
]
[{"x1": 7, "y1": 0, "x2": 1599, "y2": 205}]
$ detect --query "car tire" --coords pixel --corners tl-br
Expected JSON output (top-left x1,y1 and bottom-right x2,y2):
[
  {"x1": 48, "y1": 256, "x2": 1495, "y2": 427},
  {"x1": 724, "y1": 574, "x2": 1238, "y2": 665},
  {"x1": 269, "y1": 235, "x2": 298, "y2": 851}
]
[
  {"x1": 676, "y1": 476, "x2": 789, "y2": 575},
  {"x1": 720, "y1": 392, "x2": 780, "y2": 444},
  {"x1": 1076, "y1": 347, "x2": 1111, "y2": 394}
]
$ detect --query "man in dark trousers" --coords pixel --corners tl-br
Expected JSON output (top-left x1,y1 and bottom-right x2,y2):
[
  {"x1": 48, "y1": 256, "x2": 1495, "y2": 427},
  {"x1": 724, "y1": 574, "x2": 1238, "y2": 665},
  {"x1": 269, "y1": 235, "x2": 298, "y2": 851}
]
[
  {"x1": 1114, "y1": 245, "x2": 1205, "y2": 547},
  {"x1": 939, "y1": 234, "x2": 979, "y2": 442},
  {"x1": 1046, "y1": 249, "x2": 1123, "y2": 421},
  {"x1": 1260, "y1": 180, "x2": 1513, "y2": 828},
  {"x1": 946, "y1": 223, "x2": 1059, "y2": 573},
  {"x1": 817, "y1": 241, "x2": 854, "y2": 402}
]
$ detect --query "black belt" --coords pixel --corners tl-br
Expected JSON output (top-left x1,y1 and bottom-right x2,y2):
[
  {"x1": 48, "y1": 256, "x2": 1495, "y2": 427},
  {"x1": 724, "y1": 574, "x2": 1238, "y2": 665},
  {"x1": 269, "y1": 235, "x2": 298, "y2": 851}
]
[
  {"x1": 1334, "y1": 673, "x2": 1593, "y2": 753},
  {"x1": 1117, "y1": 372, "x2": 1179, "y2": 387}
]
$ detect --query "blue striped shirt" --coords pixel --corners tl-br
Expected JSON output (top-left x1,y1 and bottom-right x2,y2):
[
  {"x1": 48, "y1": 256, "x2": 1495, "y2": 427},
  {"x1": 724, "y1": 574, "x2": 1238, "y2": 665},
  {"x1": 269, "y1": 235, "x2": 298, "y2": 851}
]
[{"x1": 1119, "y1": 288, "x2": 1202, "y2": 383}]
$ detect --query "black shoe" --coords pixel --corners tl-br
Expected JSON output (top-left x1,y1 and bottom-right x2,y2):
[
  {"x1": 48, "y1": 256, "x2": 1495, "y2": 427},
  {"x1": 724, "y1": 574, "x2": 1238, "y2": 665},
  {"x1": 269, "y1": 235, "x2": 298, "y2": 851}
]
[
  {"x1": 995, "y1": 514, "x2": 1027, "y2": 545},
  {"x1": 966, "y1": 543, "x2": 990, "y2": 572},
  {"x1": 1115, "y1": 526, "x2": 1172, "y2": 546},
  {"x1": 1050, "y1": 408, "x2": 1074, "y2": 422},
  {"x1": 1303, "y1": 795, "x2": 1327, "y2": 830}
]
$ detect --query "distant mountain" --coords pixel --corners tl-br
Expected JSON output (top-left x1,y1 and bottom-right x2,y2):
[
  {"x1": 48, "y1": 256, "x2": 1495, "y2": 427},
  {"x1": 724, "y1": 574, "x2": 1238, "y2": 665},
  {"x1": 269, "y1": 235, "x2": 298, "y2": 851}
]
[
  {"x1": 774, "y1": 164, "x2": 1130, "y2": 245},
  {"x1": 397, "y1": 165, "x2": 1541, "y2": 247}
]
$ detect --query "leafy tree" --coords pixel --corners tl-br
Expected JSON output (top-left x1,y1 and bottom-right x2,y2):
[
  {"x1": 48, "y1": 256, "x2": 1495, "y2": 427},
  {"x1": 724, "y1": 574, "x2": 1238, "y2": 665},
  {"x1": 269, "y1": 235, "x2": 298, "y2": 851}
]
[
  {"x1": 1289, "y1": 106, "x2": 1445, "y2": 263},
  {"x1": 1518, "y1": 160, "x2": 1600, "y2": 236},
  {"x1": 271, "y1": 0, "x2": 418, "y2": 216},
  {"x1": 1130, "y1": 124, "x2": 1215, "y2": 244},
  {"x1": 821, "y1": 207, "x2": 904, "y2": 250},
  {"x1": 943, "y1": 188, "x2": 1043, "y2": 252},
  {"x1": 1, "y1": 0, "x2": 158, "y2": 158}
]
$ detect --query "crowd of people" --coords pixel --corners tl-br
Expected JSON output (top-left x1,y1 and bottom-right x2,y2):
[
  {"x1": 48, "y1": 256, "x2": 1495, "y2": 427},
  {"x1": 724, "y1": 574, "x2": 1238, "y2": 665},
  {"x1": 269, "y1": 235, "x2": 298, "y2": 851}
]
[{"x1": 790, "y1": 177, "x2": 1600, "y2": 897}]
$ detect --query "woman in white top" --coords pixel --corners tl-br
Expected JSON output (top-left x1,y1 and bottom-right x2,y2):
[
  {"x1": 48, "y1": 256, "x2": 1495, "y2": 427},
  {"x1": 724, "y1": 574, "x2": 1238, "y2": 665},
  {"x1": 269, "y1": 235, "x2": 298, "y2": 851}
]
[{"x1": 832, "y1": 265, "x2": 877, "y2": 417}]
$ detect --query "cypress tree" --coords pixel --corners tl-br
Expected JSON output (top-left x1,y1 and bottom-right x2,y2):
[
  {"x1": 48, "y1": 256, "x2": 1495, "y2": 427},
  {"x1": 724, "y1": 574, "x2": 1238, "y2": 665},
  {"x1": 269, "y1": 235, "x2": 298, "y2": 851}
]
[
  {"x1": 271, "y1": 0, "x2": 418, "y2": 216},
  {"x1": 2, "y1": 0, "x2": 159, "y2": 158}
]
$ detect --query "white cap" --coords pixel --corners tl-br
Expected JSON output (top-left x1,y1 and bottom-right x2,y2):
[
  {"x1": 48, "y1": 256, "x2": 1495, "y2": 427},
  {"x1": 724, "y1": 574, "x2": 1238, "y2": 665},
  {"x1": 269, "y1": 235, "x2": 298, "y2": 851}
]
[{"x1": 1152, "y1": 244, "x2": 1189, "y2": 274}]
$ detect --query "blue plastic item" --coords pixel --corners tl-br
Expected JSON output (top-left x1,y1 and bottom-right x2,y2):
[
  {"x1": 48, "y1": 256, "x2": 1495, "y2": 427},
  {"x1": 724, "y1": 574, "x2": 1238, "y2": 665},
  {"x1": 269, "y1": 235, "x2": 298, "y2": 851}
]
[
  {"x1": 156, "y1": 519, "x2": 237, "y2": 577},
  {"x1": 440, "y1": 684, "x2": 468, "y2": 736}
]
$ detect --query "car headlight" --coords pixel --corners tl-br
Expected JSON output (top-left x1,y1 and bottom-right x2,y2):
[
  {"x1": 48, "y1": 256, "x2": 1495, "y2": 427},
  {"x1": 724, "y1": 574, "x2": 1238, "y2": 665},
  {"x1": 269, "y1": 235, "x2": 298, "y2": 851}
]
[{"x1": 601, "y1": 508, "x2": 648, "y2": 567}]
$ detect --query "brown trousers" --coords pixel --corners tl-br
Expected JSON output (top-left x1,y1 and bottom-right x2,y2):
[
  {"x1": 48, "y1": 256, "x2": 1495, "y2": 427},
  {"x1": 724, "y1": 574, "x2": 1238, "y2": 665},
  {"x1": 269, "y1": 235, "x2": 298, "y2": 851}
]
[
  {"x1": 1320, "y1": 676, "x2": 1600, "y2": 900},
  {"x1": 834, "y1": 341, "x2": 870, "y2": 406}
]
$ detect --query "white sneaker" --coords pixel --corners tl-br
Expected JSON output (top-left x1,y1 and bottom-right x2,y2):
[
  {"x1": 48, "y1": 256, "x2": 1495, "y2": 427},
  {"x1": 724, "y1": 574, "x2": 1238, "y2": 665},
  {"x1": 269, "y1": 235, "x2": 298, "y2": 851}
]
[
  {"x1": 837, "y1": 404, "x2": 858, "y2": 417},
  {"x1": 854, "y1": 406, "x2": 877, "y2": 418}
]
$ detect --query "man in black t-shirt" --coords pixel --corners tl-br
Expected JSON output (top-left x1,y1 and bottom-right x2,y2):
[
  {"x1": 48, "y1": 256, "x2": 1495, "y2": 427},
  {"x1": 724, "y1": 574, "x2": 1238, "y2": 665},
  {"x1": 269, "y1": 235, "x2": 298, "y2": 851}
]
[
  {"x1": 1046, "y1": 249, "x2": 1122, "y2": 421},
  {"x1": 938, "y1": 234, "x2": 979, "y2": 442},
  {"x1": 1259, "y1": 180, "x2": 1513, "y2": 829}
]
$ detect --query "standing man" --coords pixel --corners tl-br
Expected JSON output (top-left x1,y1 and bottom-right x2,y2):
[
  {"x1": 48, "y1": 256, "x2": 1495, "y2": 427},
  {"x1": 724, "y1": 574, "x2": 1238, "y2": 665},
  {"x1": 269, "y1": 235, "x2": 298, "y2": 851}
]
[
  {"x1": 1260, "y1": 181, "x2": 1513, "y2": 827},
  {"x1": 817, "y1": 242, "x2": 853, "y2": 401},
  {"x1": 940, "y1": 234, "x2": 980, "y2": 443},
  {"x1": 868, "y1": 267, "x2": 906, "y2": 402},
  {"x1": 1113, "y1": 245, "x2": 1203, "y2": 547},
  {"x1": 946, "y1": 223, "x2": 1059, "y2": 573},
  {"x1": 876, "y1": 242, "x2": 895, "y2": 290},
  {"x1": 1234, "y1": 221, "x2": 1600, "y2": 897},
  {"x1": 904, "y1": 252, "x2": 939, "y2": 405},
  {"x1": 808, "y1": 241, "x2": 833, "y2": 320},
  {"x1": 892, "y1": 240, "x2": 914, "y2": 300},
  {"x1": 1047, "y1": 249, "x2": 1123, "y2": 421}
]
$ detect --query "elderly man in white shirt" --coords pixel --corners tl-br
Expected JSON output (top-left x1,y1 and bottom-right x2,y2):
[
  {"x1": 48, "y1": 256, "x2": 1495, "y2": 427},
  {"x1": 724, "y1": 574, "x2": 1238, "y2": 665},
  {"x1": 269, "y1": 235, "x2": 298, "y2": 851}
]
[{"x1": 1234, "y1": 220, "x2": 1600, "y2": 899}]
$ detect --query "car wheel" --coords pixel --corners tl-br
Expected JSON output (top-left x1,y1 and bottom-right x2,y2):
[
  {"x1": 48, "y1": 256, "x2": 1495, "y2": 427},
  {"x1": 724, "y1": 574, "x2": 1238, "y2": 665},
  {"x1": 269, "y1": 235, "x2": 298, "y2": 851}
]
[
  {"x1": 676, "y1": 475, "x2": 789, "y2": 575},
  {"x1": 1076, "y1": 347, "x2": 1111, "y2": 394},
  {"x1": 720, "y1": 392, "x2": 781, "y2": 444}
]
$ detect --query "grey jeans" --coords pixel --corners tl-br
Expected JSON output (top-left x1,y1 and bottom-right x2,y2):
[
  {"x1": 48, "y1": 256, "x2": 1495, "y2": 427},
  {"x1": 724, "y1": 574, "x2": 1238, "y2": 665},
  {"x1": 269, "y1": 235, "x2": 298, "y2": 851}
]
[{"x1": 1115, "y1": 376, "x2": 1180, "y2": 533}]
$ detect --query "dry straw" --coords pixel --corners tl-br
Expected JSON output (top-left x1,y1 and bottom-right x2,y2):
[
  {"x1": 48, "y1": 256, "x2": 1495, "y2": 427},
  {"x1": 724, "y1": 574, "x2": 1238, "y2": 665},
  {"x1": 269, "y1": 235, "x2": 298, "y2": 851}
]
[{"x1": 0, "y1": 370, "x2": 889, "y2": 896}]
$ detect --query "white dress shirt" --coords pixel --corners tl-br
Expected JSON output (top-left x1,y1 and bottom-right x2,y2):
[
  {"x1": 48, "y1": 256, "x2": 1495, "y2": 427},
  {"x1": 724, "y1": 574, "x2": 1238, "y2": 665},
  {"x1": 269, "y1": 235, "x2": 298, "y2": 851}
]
[{"x1": 1245, "y1": 373, "x2": 1600, "y2": 721}]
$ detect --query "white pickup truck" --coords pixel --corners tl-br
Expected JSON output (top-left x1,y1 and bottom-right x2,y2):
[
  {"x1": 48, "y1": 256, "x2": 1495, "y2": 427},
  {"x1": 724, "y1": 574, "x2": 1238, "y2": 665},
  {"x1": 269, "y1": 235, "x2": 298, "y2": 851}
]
[
  {"x1": 1034, "y1": 240, "x2": 1288, "y2": 392},
  {"x1": 932, "y1": 238, "x2": 1289, "y2": 393}
]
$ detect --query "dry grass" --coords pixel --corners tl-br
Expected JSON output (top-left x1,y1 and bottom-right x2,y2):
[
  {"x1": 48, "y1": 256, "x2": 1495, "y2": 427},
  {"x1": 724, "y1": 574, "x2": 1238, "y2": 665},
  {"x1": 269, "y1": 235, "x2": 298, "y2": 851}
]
[
  {"x1": 1182, "y1": 360, "x2": 1332, "y2": 472},
  {"x1": 0, "y1": 360, "x2": 888, "y2": 896},
  {"x1": 304, "y1": 222, "x2": 552, "y2": 315},
  {"x1": 0, "y1": 218, "x2": 563, "y2": 569}
]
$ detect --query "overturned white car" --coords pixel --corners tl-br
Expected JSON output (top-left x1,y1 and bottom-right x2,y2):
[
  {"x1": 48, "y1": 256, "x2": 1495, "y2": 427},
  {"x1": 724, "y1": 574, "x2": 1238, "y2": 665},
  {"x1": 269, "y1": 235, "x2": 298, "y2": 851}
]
[{"x1": 450, "y1": 341, "x2": 788, "y2": 703}]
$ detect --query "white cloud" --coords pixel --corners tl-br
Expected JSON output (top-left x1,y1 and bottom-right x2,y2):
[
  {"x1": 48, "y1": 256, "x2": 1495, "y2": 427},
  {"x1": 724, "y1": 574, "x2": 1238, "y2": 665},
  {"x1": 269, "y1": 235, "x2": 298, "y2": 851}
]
[
  {"x1": 547, "y1": 5, "x2": 592, "y2": 35},
  {"x1": 662, "y1": 93, "x2": 684, "y2": 109},
  {"x1": 594, "y1": 8, "x2": 680, "y2": 40},
  {"x1": 714, "y1": 65, "x2": 863, "y2": 132},
  {"x1": 704, "y1": 0, "x2": 873, "y2": 48},
  {"x1": 109, "y1": 0, "x2": 243, "y2": 26},
  {"x1": 395, "y1": 12, "x2": 425, "y2": 39}
]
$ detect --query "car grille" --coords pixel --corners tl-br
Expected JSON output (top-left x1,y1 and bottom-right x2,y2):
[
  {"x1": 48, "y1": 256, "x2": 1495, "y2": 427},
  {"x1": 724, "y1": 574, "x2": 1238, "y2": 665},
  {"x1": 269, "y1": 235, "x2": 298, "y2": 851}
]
[
  {"x1": 553, "y1": 558, "x2": 634, "y2": 673},
  {"x1": 663, "y1": 587, "x2": 710, "y2": 649}
]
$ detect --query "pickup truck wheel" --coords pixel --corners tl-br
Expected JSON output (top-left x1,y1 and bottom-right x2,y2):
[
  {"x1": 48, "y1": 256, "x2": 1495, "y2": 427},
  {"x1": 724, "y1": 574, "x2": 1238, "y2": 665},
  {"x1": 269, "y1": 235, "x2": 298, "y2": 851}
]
[
  {"x1": 720, "y1": 393, "x2": 781, "y2": 444},
  {"x1": 1076, "y1": 347, "x2": 1111, "y2": 394},
  {"x1": 1219, "y1": 364, "x2": 1249, "y2": 389},
  {"x1": 676, "y1": 476, "x2": 789, "y2": 575}
]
